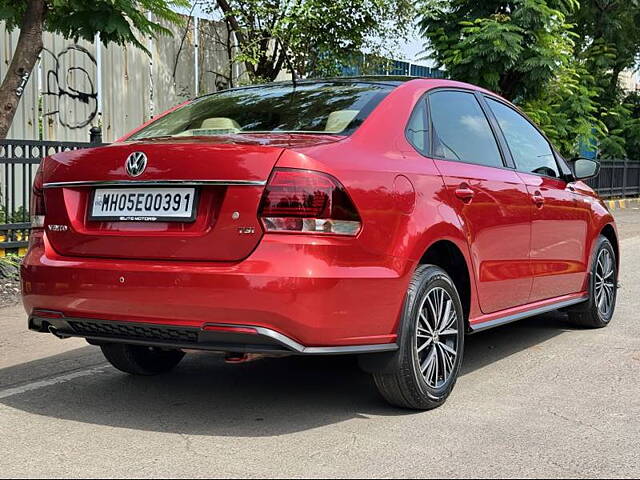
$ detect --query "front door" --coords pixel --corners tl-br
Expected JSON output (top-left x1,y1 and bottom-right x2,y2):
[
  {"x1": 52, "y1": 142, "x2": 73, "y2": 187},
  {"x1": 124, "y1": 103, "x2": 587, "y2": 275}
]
[{"x1": 484, "y1": 97, "x2": 589, "y2": 302}]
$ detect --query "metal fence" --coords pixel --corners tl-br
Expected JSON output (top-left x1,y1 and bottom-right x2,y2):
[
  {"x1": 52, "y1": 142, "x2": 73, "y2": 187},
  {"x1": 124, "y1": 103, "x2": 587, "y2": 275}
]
[
  {"x1": 0, "y1": 139, "x2": 101, "y2": 254},
  {"x1": 1, "y1": 140, "x2": 639, "y2": 254},
  {"x1": 586, "y1": 159, "x2": 640, "y2": 198}
]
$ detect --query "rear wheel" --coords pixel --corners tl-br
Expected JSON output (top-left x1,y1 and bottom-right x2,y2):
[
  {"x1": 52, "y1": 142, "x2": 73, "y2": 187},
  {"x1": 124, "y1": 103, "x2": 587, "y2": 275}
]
[
  {"x1": 100, "y1": 343, "x2": 185, "y2": 375},
  {"x1": 567, "y1": 235, "x2": 617, "y2": 328},
  {"x1": 373, "y1": 265, "x2": 465, "y2": 410}
]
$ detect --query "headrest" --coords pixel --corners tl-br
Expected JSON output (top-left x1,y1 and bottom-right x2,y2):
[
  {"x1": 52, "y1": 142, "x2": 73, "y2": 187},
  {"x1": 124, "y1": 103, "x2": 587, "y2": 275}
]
[
  {"x1": 325, "y1": 110, "x2": 359, "y2": 133},
  {"x1": 200, "y1": 117, "x2": 241, "y2": 131}
]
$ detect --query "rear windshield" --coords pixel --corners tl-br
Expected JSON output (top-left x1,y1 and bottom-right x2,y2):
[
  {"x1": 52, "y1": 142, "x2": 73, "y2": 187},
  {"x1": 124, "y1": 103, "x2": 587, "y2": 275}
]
[{"x1": 128, "y1": 82, "x2": 392, "y2": 140}]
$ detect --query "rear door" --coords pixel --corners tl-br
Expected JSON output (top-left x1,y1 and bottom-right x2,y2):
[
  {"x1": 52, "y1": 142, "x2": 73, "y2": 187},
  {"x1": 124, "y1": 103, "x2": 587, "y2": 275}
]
[
  {"x1": 484, "y1": 97, "x2": 589, "y2": 301},
  {"x1": 427, "y1": 89, "x2": 533, "y2": 314}
]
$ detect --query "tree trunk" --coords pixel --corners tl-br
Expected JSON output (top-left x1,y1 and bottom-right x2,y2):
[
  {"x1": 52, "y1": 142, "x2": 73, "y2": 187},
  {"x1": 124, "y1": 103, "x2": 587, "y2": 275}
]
[
  {"x1": 0, "y1": 0, "x2": 45, "y2": 140},
  {"x1": 607, "y1": 64, "x2": 623, "y2": 101},
  {"x1": 215, "y1": 0, "x2": 257, "y2": 80},
  {"x1": 498, "y1": 70, "x2": 522, "y2": 102}
]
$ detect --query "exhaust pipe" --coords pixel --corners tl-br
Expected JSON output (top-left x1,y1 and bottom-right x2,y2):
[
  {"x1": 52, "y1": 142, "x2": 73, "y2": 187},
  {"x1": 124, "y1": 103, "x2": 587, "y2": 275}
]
[
  {"x1": 48, "y1": 325, "x2": 70, "y2": 339},
  {"x1": 224, "y1": 353, "x2": 270, "y2": 364}
]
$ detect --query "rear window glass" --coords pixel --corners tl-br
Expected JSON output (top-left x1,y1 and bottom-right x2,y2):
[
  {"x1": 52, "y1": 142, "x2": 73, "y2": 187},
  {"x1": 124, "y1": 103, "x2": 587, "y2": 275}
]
[
  {"x1": 128, "y1": 82, "x2": 392, "y2": 140},
  {"x1": 429, "y1": 90, "x2": 503, "y2": 168}
]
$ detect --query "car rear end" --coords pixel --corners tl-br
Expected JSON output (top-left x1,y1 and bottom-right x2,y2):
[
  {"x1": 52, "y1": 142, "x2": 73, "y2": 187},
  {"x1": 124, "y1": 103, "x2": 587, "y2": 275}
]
[{"x1": 21, "y1": 80, "x2": 411, "y2": 356}]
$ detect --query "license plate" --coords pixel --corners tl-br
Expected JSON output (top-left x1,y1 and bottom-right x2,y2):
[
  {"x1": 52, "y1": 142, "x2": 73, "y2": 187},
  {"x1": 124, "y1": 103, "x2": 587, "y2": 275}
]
[{"x1": 89, "y1": 187, "x2": 198, "y2": 222}]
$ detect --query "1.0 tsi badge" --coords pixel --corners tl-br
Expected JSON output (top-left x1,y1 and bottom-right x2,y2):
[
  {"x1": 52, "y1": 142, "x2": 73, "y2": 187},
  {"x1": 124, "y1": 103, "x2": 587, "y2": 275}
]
[{"x1": 125, "y1": 152, "x2": 148, "y2": 177}]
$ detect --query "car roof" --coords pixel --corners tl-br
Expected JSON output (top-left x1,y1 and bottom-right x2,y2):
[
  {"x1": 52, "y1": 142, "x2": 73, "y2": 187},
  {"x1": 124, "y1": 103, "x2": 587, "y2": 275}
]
[
  {"x1": 289, "y1": 76, "x2": 427, "y2": 86},
  {"x1": 193, "y1": 76, "x2": 434, "y2": 101},
  {"x1": 190, "y1": 75, "x2": 509, "y2": 111}
]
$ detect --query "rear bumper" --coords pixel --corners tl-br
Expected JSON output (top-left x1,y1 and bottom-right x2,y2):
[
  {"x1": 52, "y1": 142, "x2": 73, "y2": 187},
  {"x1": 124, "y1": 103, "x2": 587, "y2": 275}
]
[{"x1": 21, "y1": 232, "x2": 412, "y2": 351}]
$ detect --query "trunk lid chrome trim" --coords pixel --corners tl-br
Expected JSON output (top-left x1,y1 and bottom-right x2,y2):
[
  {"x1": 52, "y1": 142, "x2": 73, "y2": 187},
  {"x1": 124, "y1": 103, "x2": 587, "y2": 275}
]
[{"x1": 44, "y1": 179, "x2": 267, "y2": 189}]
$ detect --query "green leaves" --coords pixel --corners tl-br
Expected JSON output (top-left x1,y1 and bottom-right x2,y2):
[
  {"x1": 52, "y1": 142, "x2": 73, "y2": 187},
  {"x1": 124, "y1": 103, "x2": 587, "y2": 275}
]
[
  {"x1": 0, "y1": 0, "x2": 187, "y2": 56},
  {"x1": 521, "y1": 61, "x2": 603, "y2": 156},
  {"x1": 206, "y1": 0, "x2": 414, "y2": 81},
  {"x1": 420, "y1": 0, "x2": 578, "y2": 102},
  {"x1": 418, "y1": 0, "x2": 640, "y2": 158},
  {"x1": 570, "y1": 0, "x2": 640, "y2": 159}
]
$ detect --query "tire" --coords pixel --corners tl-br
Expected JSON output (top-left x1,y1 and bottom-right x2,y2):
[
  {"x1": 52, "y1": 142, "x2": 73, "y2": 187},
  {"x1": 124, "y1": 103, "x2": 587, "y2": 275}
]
[
  {"x1": 373, "y1": 265, "x2": 465, "y2": 410},
  {"x1": 566, "y1": 235, "x2": 618, "y2": 328},
  {"x1": 100, "y1": 343, "x2": 185, "y2": 376}
]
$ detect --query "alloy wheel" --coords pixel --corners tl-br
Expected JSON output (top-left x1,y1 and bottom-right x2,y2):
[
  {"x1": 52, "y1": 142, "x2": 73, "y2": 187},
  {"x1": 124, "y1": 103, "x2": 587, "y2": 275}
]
[
  {"x1": 415, "y1": 286, "x2": 459, "y2": 389},
  {"x1": 595, "y1": 248, "x2": 615, "y2": 318}
]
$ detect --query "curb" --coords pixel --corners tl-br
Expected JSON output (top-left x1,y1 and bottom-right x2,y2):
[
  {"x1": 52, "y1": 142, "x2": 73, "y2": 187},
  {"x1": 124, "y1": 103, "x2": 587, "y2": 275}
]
[
  {"x1": 0, "y1": 232, "x2": 28, "y2": 258},
  {"x1": 0, "y1": 247, "x2": 27, "y2": 258},
  {"x1": 605, "y1": 198, "x2": 640, "y2": 210}
]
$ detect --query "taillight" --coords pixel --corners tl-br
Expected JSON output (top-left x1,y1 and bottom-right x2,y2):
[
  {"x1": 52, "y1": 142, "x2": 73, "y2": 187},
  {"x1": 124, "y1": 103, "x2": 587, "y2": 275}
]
[
  {"x1": 258, "y1": 168, "x2": 361, "y2": 235},
  {"x1": 31, "y1": 165, "x2": 46, "y2": 228}
]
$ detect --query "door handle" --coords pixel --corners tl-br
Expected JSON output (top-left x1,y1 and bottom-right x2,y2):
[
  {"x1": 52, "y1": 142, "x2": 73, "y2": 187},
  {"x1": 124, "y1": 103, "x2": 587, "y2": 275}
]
[
  {"x1": 532, "y1": 190, "x2": 544, "y2": 208},
  {"x1": 455, "y1": 184, "x2": 475, "y2": 203}
]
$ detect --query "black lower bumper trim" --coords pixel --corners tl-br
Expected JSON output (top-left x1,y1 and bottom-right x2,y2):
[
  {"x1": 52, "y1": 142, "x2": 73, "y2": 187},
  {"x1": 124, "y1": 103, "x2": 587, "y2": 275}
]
[{"x1": 28, "y1": 315, "x2": 398, "y2": 356}]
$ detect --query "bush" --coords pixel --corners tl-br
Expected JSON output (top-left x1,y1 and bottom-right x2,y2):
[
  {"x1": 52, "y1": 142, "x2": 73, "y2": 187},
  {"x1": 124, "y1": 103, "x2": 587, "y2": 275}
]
[{"x1": 0, "y1": 254, "x2": 20, "y2": 280}]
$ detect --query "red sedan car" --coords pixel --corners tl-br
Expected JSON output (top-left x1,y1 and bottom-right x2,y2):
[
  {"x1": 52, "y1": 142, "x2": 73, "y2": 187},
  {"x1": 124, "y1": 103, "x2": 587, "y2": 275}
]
[{"x1": 21, "y1": 77, "x2": 618, "y2": 410}]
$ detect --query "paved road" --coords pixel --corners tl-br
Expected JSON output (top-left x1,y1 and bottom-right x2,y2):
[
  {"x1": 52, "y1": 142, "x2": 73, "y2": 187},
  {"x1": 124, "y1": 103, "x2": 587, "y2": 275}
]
[{"x1": 1, "y1": 209, "x2": 639, "y2": 478}]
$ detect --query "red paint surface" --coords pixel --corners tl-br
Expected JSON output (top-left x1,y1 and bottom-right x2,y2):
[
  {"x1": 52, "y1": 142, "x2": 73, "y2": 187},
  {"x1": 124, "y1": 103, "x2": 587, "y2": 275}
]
[{"x1": 22, "y1": 79, "x2": 617, "y2": 347}]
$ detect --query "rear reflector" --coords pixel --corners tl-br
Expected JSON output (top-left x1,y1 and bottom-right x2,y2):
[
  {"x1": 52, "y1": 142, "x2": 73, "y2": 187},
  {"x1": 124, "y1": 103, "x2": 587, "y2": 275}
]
[
  {"x1": 32, "y1": 309, "x2": 65, "y2": 319},
  {"x1": 203, "y1": 325, "x2": 259, "y2": 335},
  {"x1": 258, "y1": 168, "x2": 361, "y2": 235}
]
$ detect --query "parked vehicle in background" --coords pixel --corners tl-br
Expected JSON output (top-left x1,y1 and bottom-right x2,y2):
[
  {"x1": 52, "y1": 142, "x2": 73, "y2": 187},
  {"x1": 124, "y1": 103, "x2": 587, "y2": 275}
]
[{"x1": 21, "y1": 77, "x2": 618, "y2": 409}]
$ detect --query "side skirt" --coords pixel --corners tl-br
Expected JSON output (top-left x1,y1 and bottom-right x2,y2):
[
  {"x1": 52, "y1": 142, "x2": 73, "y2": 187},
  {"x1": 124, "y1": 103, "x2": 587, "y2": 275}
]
[{"x1": 469, "y1": 294, "x2": 589, "y2": 333}]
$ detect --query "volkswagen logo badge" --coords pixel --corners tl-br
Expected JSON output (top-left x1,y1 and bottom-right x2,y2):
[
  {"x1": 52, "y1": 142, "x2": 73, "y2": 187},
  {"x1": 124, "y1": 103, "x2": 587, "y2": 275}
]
[{"x1": 125, "y1": 152, "x2": 148, "y2": 177}]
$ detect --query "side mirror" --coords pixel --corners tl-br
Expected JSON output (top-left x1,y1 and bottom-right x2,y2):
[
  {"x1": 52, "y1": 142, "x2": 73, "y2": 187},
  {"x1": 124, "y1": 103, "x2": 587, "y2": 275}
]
[{"x1": 570, "y1": 157, "x2": 600, "y2": 180}]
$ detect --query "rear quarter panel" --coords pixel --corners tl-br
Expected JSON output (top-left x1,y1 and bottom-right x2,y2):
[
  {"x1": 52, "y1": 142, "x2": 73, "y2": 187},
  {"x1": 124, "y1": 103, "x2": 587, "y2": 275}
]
[{"x1": 278, "y1": 80, "x2": 482, "y2": 319}]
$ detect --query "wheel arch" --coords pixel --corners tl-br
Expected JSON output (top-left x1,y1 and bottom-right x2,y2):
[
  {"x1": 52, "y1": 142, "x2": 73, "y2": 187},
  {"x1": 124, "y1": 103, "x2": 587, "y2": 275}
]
[
  {"x1": 581, "y1": 220, "x2": 619, "y2": 292},
  {"x1": 359, "y1": 236, "x2": 474, "y2": 376},
  {"x1": 417, "y1": 238, "x2": 473, "y2": 330},
  {"x1": 600, "y1": 223, "x2": 619, "y2": 267}
]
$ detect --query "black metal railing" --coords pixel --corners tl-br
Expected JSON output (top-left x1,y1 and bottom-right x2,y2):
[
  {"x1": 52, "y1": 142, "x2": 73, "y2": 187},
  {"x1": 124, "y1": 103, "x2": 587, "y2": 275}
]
[
  {"x1": 586, "y1": 159, "x2": 640, "y2": 199},
  {"x1": 1, "y1": 138, "x2": 639, "y2": 253},
  {"x1": 1, "y1": 139, "x2": 103, "y2": 252}
]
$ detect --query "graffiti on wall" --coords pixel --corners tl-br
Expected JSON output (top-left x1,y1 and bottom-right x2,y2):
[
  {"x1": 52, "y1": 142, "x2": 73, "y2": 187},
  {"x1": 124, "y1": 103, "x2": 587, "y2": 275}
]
[
  {"x1": 42, "y1": 45, "x2": 98, "y2": 129},
  {"x1": 2, "y1": 15, "x2": 248, "y2": 141}
]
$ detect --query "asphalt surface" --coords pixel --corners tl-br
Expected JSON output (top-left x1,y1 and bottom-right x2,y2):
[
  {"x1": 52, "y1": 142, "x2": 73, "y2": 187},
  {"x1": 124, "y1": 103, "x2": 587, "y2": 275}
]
[{"x1": 1, "y1": 208, "x2": 639, "y2": 478}]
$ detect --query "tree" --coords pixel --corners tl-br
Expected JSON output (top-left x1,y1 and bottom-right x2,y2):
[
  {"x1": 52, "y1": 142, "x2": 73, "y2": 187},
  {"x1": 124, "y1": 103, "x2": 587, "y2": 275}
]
[
  {"x1": 571, "y1": 0, "x2": 640, "y2": 104},
  {"x1": 417, "y1": 0, "x2": 605, "y2": 156},
  {"x1": 521, "y1": 62, "x2": 604, "y2": 156},
  {"x1": 418, "y1": 0, "x2": 640, "y2": 158},
  {"x1": 418, "y1": 0, "x2": 580, "y2": 102},
  {"x1": 569, "y1": 0, "x2": 640, "y2": 158},
  {"x1": 0, "y1": 0, "x2": 187, "y2": 139},
  {"x1": 204, "y1": 0, "x2": 414, "y2": 83}
]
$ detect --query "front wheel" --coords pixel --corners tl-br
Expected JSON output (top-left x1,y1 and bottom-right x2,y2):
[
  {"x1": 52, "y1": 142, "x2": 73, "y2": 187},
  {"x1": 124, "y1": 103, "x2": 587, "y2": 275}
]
[
  {"x1": 100, "y1": 343, "x2": 185, "y2": 375},
  {"x1": 373, "y1": 265, "x2": 465, "y2": 410},
  {"x1": 567, "y1": 235, "x2": 618, "y2": 328}
]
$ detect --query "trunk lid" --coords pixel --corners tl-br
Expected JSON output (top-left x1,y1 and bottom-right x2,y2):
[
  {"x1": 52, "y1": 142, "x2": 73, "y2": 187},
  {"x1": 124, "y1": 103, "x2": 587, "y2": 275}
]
[{"x1": 42, "y1": 135, "x2": 341, "y2": 262}]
